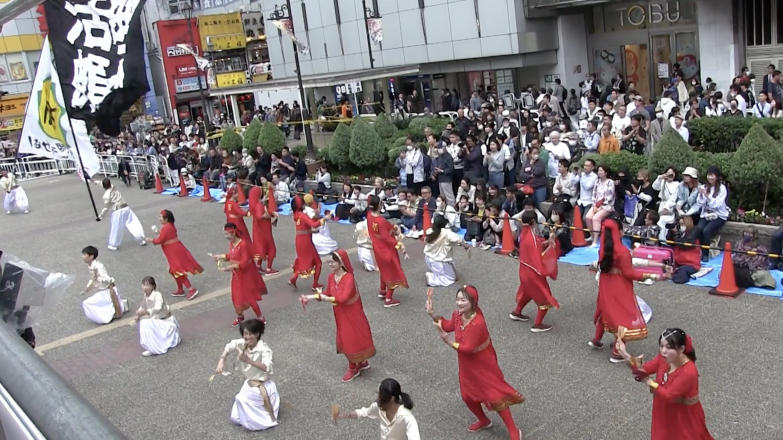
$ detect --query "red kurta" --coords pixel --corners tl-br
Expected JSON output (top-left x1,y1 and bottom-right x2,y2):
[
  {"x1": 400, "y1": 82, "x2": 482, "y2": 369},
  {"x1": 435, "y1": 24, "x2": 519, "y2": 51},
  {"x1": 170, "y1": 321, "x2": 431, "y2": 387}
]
[
  {"x1": 595, "y1": 246, "x2": 648, "y2": 341},
  {"x1": 325, "y1": 271, "x2": 375, "y2": 363},
  {"x1": 292, "y1": 212, "x2": 322, "y2": 277},
  {"x1": 439, "y1": 311, "x2": 525, "y2": 411},
  {"x1": 516, "y1": 227, "x2": 560, "y2": 309},
  {"x1": 633, "y1": 355, "x2": 715, "y2": 440},
  {"x1": 227, "y1": 238, "x2": 267, "y2": 312},
  {"x1": 366, "y1": 212, "x2": 408, "y2": 290},
  {"x1": 249, "y1": 193, "x2": 277, "y2": 263},
  {"x1": 151, "y1": 223, "x2": 203, "y2": 277},
  {"x1": 225, "y1": 201, "x2": 252, "y2": 243}
]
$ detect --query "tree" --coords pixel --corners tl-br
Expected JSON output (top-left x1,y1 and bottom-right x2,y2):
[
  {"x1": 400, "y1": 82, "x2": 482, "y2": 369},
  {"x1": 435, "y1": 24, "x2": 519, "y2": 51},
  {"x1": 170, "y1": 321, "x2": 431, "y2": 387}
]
[
  {"x1": 729, "y1": 123, "x2": 783, "y2": 212},
  {"x1": 327, "y1": 122, "x2": 353, "y2": 168},
  {"x1": 647, "y1": 126, "x2": 696, "y2": 177},
  {"x1": 374, "y1": 113, "x2": 398, "y2": 139},
  {"x1": 349, "y1": 117, "x2": 386, "y2": 169},
  {"x1": 242, "y1": 119, "x2": 262, "y2": 151},
  {"x1": 257, "y1": 122, "x2": 287, "y2": 156},
  {"x1": 219, "y1": 128, "x2": 242, "y2": 153}
]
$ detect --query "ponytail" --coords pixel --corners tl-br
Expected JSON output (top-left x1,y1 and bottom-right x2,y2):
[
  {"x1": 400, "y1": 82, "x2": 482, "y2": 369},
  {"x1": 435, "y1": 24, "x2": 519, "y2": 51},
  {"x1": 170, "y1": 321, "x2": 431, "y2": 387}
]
[
  {"x1": 398, "y1": 392, "x2": 414, "y2": 410},
  {"x1": 425, "y1": 215, "x2": 448, "y2": 244},
  {"x1": 598, "y1": 228, "x2": 616, "y2": 273}
]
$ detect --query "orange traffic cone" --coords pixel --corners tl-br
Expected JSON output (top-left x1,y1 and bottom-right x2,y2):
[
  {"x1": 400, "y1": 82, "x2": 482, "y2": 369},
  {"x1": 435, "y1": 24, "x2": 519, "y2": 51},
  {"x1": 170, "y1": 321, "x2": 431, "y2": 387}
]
[
  {"x1": 266, "y1": 186, "x2": 278, "y2": 213},
  {"x1": 497, "y1": 214, "x2": 515, "y2": 255},
  {"x1": 420, "y1": 204, "x2": 432, "y2": 241},
  {"x1": 178, "y1": 172, "x2": 188, "y2": 197},
  {"x1": 237, "y1": 183, "x2": 247, "y2": 204},
  {"x1": 709, "y1": 243, "x2": 744, "y2": 298},
  {"x1": 200, "y1": 175, "x2": 212, "y2": 202},
  {"x1": 154, "y1": 173, "x2": 164, "y2": 194},
  {"x1": 571, "y1": 205, "x2": 588, "y2": 247}
]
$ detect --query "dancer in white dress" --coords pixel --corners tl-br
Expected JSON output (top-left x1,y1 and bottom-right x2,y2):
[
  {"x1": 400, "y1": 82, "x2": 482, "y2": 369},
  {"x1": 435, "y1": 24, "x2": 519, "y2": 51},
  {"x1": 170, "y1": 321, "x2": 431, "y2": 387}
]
[
  {"x1": 355, "y1": 219, "x2": 376, "y2": 271},
  {"x1": 215, "y1": 318, "x2": 280, "y2": 431},
  {"x1": 133, "y1": 276, "x2": 181, "y2": 357},
  {"x1": 0, "y1": 169, "x2": 29, "y2": 214},
  {"x1": 80, "y1": 246, "x2": 128, "y2": 324},
  {"x1": 303, "y1": 193, "x2": 338, "y2": 256},
  {"x1": 95, "y1": 178, "x2": 147, "y2": 251},
  {"x1": 423, "y1": 216, "x2": 469, "y2": 287},
  {"x1": 333, "y1": 378, "x2": 421, "y2": 440}
]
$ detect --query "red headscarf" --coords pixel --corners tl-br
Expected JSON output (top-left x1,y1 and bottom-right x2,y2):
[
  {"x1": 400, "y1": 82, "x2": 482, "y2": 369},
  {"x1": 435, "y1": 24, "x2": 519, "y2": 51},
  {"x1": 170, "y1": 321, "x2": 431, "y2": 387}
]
[
  {"x1": 598, "y1": 217, "x2": 626, "y2": 263},
  {"x1": 224, "y1": 187, "x2": 236, "y2": 215},
  {"x1": 333, "y1": 249, "x2": 354, "y2": 274},
  {"x1": 248, "y1": 186, "x2": 262, "y2": 213},
  {"x1": 224, "y1": 222, "x2": 244, "y2": 238},
  {"x1": 462, "y1": 285, "x2": 480, "y2": 312},
  {"x1": 291, "y1": 195, "x2": 304, "y2": 212}
]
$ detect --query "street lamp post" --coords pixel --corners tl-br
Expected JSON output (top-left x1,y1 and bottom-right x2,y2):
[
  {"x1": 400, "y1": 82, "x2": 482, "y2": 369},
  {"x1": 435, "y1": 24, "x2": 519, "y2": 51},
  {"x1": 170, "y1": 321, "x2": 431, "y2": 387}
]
[
  {"x1": 182, "y1": 0, "x2": 212, "y2": 131},
  {"x1": 361, "y1": 0, "x2": 379, "y2": 69},
  {"x1": 269, "y1": 3, "x2": 315, "y2": 159}
]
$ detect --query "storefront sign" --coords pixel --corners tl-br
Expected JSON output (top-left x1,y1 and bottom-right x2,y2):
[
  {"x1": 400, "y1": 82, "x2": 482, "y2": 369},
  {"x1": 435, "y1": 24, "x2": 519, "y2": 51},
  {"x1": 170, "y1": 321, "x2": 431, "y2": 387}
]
[
  {"x1": 544, "y1": 74, "x2": 560, "y2": 91},
  {"x1": 177, "y1": 65, "x2": 198, "y2": 76},
  {"x1": 335, "y1": 82, "x2": 362, "y2": 95},
  {"x1": 198, "y1": 13, "x2": 246, "y2": 50},
  {"x1": 215, "y1": 72, "x2": 246, "y2": 88},
  {"x1": 616, "y1": 1, "x2": 684, "y2": 27},
  {"x1": 0, "y1": 94, "x2": 28, "y2": 117},
  {"x1": 0, "y1": 117, "x2": 23, "y2": 131},
  {"x1": 201, "y1": 0, "x2": 240, "y2": 11},
  {"x1": 175, "y1": 76, "x2": 207, "y2": 93},
  {"x1": 166, "y1": 45, "x2": 198, "y2": 57}
]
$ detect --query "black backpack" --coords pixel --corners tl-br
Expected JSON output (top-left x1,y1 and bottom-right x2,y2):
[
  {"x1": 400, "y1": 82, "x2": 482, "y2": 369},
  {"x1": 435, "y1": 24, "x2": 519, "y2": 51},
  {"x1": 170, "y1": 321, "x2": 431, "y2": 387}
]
[{"x1": 138, "y1": 171, "x2": 155, "y2": 190}]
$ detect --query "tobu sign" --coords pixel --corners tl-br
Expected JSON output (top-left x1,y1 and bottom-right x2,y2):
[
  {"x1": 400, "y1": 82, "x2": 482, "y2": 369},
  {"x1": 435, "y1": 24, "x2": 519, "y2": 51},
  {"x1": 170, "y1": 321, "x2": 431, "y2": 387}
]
[{"x1": 616, "y1": 1, "x2": 684, "y2": 27}]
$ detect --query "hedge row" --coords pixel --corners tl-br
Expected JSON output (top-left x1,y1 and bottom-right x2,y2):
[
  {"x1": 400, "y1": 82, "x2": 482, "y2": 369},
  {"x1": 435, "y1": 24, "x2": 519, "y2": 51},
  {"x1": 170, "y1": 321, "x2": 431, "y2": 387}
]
[{"x1": 687, "y1": 117, "x2": 783, "y2": 153}]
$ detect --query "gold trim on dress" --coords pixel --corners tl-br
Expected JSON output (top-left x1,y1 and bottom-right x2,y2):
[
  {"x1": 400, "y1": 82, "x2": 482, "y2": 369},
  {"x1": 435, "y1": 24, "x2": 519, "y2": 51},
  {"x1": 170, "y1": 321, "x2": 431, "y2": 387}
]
[
  {"x1": 537, "y1": 304, "x2": 551, "y2": 310},
  {"x1": 343, "y1": 346, "x2": 377, "y2": 363},
  {"x1": 386, "y1": 281, "x2": 408, "y2": 290},
  {"x1": 247, "y1": 379, "x2": 277, "y2": 423},
  {"x1": 606, "y1": 325, "x2": 648, "y2": 341},
  {"x1": 489, "y1": 392, "x2": 525, "y2": 412},
  {"x1": 292, "y1": 266, "x2": 317, "y2": 278},
  {"x1": 451, "y1": 342, "x2": 460, "y2": 350},
  {"x1": 648, "y1": 381, "x2": 659, "y2": 393},
  {"x1": 472, "y1": 338, "x2": 491, "y2": 353},
  {"x1": 344, "y1": 294, "x2": 359, "y2": 305},
  {"x1": 680, "y1": 395, "x2": 700, "y2": 405},
  {"x1": 162, "y1": 238, "x2": 181, "y2": 245}
]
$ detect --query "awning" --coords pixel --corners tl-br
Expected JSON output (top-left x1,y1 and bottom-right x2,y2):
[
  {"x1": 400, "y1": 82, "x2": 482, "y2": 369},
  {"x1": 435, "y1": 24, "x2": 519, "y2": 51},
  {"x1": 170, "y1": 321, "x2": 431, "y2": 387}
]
[
  {"x1": 528, "y1": 0, "x2": 610, "y2": 8},
  {"x1": 208, "y1": 64, "x2": 420, "y2": 97},
  {"x1": 175, "y1": 91, "x2": 207, "y2": 102}
]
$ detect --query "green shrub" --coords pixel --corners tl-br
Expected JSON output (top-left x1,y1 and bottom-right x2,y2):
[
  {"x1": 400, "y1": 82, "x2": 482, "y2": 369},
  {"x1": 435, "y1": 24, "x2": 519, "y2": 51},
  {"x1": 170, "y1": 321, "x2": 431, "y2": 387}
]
[
  {"x1": 648, "y1": 127, "x2": 696, "y2": 176},
  {"x1": 374, "y1": 113, "x2": 398, "y2": 139},
  {"x1": 218, "y1": 128, "x2": 242, "y2": 152},
  {"x1": 291, "y1": 144, "x2": 309, "y2": 159},
  {"x1": 242, "y1": 119, "x2": 262, "y2": 151},
  {"x1": 327, "y1": 122, "x2": 353, "y2": 168},
  {"x1": 349, "y1": 117, "x2": 387, "y2": 169},
  {"x1": 394, "y1": 118, "x2": 411, "y2": 131},
  {"x1": 728, "y1": 123, "x2": 783, "y2": 211},
  {"x1": 687, "y1": 117, "x2": 783, "y2": 153},
  {"x1": 257, "y1": 122, "x2": 287, "y2": 156},
  {"x1": 577, "y1": 152, "x2": 648, "y2": 177},
  {"x1": 407, "y1": 117, "x2": 449, "y2": 142},
  {"x1": 694, "y1": 152, "x2": 734, "y2": 180},
  {"x1": 393, "y1": 135, "x2": 409, "y2": 148}
]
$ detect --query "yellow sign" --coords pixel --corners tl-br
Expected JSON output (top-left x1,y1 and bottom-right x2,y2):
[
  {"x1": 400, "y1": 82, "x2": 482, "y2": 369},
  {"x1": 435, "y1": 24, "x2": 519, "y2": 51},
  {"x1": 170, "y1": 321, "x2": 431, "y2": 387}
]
[
  {"x1": 0, "y1": 94, "x2": 28, "y2": 118},
  {"x1": 199, "y1": 13, "x2": 246, "y2": 50},
  {"x1": 39, "y1": 77, "x2": 67, "y2": 144},
  {"x1": 0, "y1": 117, "x2": 23, "y2": 132},
  {"x1": 216, "y1": 72, "x2": 246, "y2": 88},
  {"x1": 252, "y1": 73, "x2": 270, "y2": 83}
]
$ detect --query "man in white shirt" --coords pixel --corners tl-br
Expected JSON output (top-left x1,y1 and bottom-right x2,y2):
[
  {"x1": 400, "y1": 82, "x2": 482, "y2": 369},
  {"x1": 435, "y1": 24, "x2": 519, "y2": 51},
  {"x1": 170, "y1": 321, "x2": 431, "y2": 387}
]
[
  {"x1": 673, "y1": 114, "x2": 689, "y2": 142},
  {"x1": 611, "y1": 105, "x2": 631, "y2": 138},
  {"x1": 576, "y1": 158, "x2": 598, "y2": 221},
  {"x1": 543, "y1": 131, "x2": 571, "y2": 178},
  {"x1": 271, "y1": 173, "x2": 290, "y2": 205},
  {"x1": 753, "y1": 92, "x2": 773, "y2": 118},
  {"x1": 95, "y1": 178, "x2": 147, "y2": 250},
  {"x1": 583, "y1": 120, "x2": 600, "y2": 153}
]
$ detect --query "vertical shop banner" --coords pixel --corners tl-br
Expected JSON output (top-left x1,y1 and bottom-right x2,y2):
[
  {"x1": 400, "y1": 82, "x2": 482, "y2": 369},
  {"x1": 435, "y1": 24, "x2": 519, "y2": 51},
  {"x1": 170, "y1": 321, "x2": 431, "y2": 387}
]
[
  {"x1": 18, "y1": 37, "x2": 101, "y2": 179},
  {"x1": 43, "y1": 0, "x2": 150, "y2": 136},
  {"x1": 271, "y1": 19, "x2": 309, "y2": 55},
  {"x1": 367, "y1": 18, "x2": 383, "y2": 44}
]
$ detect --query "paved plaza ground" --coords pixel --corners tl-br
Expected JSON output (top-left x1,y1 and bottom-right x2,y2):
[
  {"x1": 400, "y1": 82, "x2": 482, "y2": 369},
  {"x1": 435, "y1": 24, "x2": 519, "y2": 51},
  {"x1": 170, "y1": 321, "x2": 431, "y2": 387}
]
[{"x1": 2, "y1": 175, "x2": 782, "y2": 440}]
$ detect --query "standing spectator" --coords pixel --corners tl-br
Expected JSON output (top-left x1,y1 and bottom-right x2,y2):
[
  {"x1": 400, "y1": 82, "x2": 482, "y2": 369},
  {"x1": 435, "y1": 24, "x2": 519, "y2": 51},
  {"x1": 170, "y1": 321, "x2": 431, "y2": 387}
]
[{"x1": 753, "y1": 92, "x2": 773, "y2": 118}]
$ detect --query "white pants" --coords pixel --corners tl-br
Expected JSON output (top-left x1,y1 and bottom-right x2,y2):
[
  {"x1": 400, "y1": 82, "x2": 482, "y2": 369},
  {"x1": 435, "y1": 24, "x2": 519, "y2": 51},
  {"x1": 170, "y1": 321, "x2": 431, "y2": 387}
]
[
  {"x1": 4, "y1": 187, "x2": 28, "y2": 213},
  {"x1": 83, "y1": 287, "x2": 127, "y2": 324},
  {"x1": 169, "y1": 169, "x2": 179, "y2": 186},
  {"x1": 357, "y1": 247, "x2": 376, "y2": 271},
  {"x1": 425, "y1": 256, "x2": 457, "y2": 287},
  {"x1": 109, "y1": 206, "x2": 145, "y2": 247},
  {"x1": 139, "y1": 315, "x2": 181, "y2": 355},
  {"x1": 230, "y1": 380, "x2": 280, "y2": 431}
]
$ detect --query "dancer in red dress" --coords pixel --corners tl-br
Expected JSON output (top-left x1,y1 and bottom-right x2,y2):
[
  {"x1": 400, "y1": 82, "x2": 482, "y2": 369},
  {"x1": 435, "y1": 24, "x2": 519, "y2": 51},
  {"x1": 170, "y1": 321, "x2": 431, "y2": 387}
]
[
  {"x1": 151, "y1": 210, "x2": 202, "y2": 300},
  {"x1": 509, "y1": 211, "x2": 560, "y2": 332},
  {"x1": 288, "y1": 195, "x2": 329, "y2": 290},
  {"x1": 300, "y1": 249, "x2": 376, "y2": 383},
  {"x1": 366, "y1": 195, "x2": 408, "y2": 308},
  {"x1": 615, "y1": 329, "x2": 715, "y2": 440},
  {"x1": 224, "y1": 187, "x2": 252, "y2": 241},
  {"x1": 426, "y1": 285, "x2": 524, "y2": 440},
  {"x1": 212, "y1": 223, "x2": 267, "y2": 327},
  {"x1": 248, "y1": 186, "x2": 279, "y2": 275},
  {"x1": 590, "y1": 217, "x2": 671, "y2": 362}
]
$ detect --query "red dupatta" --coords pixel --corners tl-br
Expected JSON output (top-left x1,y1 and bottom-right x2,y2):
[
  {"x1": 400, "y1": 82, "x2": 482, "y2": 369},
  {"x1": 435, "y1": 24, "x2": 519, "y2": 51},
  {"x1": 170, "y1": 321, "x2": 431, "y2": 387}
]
[{"x1": 519, "y1": 225, "x2": 559, "y2": 280}]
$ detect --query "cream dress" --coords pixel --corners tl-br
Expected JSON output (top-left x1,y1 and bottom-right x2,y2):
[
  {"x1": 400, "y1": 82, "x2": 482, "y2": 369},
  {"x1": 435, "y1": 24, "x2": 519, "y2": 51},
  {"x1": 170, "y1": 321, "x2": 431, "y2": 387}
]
[
  {"x1": 225, "y1": 338, "x2": 280, "y2": 431},
  {"x1": 82, "y1": 260, "x2": 127, "y2": 324},
  {"x1": 137, "y1": 290, "x2": 180, "y2": 355}
]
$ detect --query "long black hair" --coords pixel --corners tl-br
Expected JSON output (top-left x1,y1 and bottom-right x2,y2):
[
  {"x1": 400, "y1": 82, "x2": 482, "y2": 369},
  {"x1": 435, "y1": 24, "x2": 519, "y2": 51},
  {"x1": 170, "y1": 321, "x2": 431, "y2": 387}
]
[
  {"x1": 161, "y1": 210, "x2": 175, "y2": 223},
  {"x1": 425, "y1": 215, "x2": 449, "y2": 244},
  {"x1": 367, "y1": 194, "x2": 382, "y2": 212},
  {"x1": 659, "y1": 328, "x2": 697, "y2": 362},
  {"x1": 598, "y1": 216, "x2": 622, "y2": 273},
  {"x1": 377, "y1": 378, "x2": 414, "y2": 410}
]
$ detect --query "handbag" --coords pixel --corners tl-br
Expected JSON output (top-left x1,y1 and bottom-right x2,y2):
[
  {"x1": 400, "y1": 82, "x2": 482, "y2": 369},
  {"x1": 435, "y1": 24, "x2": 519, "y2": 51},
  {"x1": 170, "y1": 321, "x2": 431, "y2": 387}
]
[{"x1": 522, "y1": 184, "x2": 534, "y2": 196}]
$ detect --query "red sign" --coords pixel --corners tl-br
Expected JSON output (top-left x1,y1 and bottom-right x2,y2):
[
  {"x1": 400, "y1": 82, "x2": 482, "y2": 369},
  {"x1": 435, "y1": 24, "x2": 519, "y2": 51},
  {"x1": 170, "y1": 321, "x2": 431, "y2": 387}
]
[{"x1": 155, "y1": 18, "x2": 205, "y2": 116}]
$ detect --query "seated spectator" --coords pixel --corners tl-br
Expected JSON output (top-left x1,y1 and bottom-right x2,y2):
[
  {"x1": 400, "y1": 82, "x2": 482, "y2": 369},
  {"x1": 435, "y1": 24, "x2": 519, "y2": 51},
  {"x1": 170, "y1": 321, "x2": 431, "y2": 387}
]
[
  {"x1": 624, "y1": 211, "x2": 661, "y2": 246},
  {"x1": 676, "y1": 167, "x2": 702, "y2": 225},
  {"x1": 513, "y1": 197, "x2": 547, "y2": 236},
  {"x1": 502, "y1": 186, "x2": 519, "y2": 217},
  {"x1": 694, "y1": 166, "x2": 729, "y2": 262},
  {"x1": 334, "y1": 183, "x2": 356, "y2": 219},
  {"x1": 667, "y1": 215, "x2": 701, "y2": 284},
  {"x1": 733, "y1": 226, "x2": 776, "y2": 289},
  {"x1": 368, "y1": 177, "x2": 386, "y2": 201},
  {"x1": 434, "y1": 195, "x2": 460, "y2": 232},
  {"x1": 653, "y1": 167, "x2": 680, "y2": 237},
  {"x1": 315, "y1": 165, "x2": 335, "y2": 199},
  {"x1": 271, "y1": 172, "x2": 290, "y2": 206},
  {"x1": 381, "y1": 186, "x2": 401, "y2": 220},
  {"x1": 457, "y1": 194, "x2": 474, "y2": 229},
  {"x1": 480, "y1": 203, "x2": 517, "y2": 250},
  {"x1": 464, "y1": 193, "x2": 487, "y2": 244},
  {"x1": 629, "y1": 169, "x2": 657, "y2": 226},
  {"x1": 181, "y1": 168, "x2": 197, "y2": 190},
  {"x1": 551, "y1": 159, "x2": 577, "y2": 215},
  {"x1": 456, "y1": 177, "x2": 476, "y2": 206},
  {"x1": 547, "y1": 206, "x2": 572, "y2": 256},
  {"x1": 405, "y1": 186, "x2": 436, "y2": 238},
  {"x1": 347, "y1": 185, "x2": 368, "y2": 224}
]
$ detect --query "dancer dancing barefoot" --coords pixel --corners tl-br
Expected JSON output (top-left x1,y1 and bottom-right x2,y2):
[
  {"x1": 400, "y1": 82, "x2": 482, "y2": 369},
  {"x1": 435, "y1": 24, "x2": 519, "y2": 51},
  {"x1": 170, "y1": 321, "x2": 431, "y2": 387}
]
[
  {"x1": 426, "y1": 285, "x2": 524, "y2": 440},
  {"x1": 366, "y1": 195, "x2": 409, "y2": 307},
  {"x1": 615, "y1": 329, "x2": 715, "y2": 440},
  {"x1": 248, "y1": 187, "x2": 279, "y2": 275},
  {"x1": 212, "y1": 223, "x2": 267, "y2": 327},
  {"x1": 332, "y1": 378, "x2": 421, "y2": 439},
  {"x1": 150, "y1": 210, "x2": 202, "y2": 300},
  {"x1": 300, "y1": 250, "x2": 376, "y2": 383},
  {"x1": 288, "y1": 195, "x2": 331, "y2": 290}
]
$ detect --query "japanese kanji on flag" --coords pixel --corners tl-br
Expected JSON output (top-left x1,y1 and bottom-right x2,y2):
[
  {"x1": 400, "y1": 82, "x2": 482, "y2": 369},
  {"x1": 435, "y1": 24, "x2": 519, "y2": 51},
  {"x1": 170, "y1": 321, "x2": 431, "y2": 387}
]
[{"x1": 43, "y1": 0, "x2": 150, "y2": 136}]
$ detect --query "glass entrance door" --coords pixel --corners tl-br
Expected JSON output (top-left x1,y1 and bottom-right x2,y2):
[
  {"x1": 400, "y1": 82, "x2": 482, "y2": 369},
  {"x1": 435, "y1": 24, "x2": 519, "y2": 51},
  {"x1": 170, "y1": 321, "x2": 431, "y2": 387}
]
[
  {"x1": 623, "y1": 44, "x2": 650, "y2": 101},
  {"x1": 650, "y1": 34, "x2": 672, "y2": 100}
]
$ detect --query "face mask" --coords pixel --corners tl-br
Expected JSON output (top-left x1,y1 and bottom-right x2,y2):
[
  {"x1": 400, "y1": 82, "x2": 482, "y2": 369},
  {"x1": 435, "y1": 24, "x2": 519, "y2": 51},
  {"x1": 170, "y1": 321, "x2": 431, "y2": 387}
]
[
  {"x1": 635, "y1": 179, "x2": 644, "y2": 186},
  {"x1": 743, "y1": 235, "x2": 753, "y2": 242},
  {"x1": 559, "y1": 124, "x2": 567, "y2": 131},
  {"x1": 406, "y1": 145, "x2": 413, "y2": 151},
  {"x1": 242, "y1": 153, "x2": 247, "y2": 157},
  {"x1": 531, "y1": 154, "x2": 539, "y2": 161},
  {"x1": 692, "y1": 82, "x2": 697, "y2": 86},
  {"x1": 503, "y1": 122, "x2": 510, "y2": 127},
  {"x1": 568, "y1": 140, "x2": 577, "y2": 146},
  {"x1": 544, "y1": 137, "x2": 550, "y2": 142},
  {"x1": 731, "y1": 105, "x2": 737, "y2": 110},
  {"x1": 544, "y1": 122, "x2": 552, "y2": 127},
  {"x1": 680, "y1": 225, "x2": 687, "y2": 232},
  {"x1": 477, "y1": 124, "x2": 484, "y2": 130},
  {"x1": 551, "y1": 215, "x2": 559, "y2": 223},
  {"x1": 437, "y1": 148, "x2": 444, "y2": 154},
  {"x1": 436, "y1": 201, "x2": 444, "y2": 209}
]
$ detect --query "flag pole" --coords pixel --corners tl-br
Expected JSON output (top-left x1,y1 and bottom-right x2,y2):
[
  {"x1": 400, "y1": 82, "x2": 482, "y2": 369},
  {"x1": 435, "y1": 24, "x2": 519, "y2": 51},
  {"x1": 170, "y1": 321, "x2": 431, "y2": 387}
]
[{"x1": 49, "y1": 55, "x2": 101, "y2": 221}]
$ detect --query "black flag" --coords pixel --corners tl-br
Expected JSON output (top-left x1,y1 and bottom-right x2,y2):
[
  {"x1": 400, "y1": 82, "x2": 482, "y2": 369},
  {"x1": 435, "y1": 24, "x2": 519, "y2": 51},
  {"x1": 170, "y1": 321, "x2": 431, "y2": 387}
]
[{"x1": 43, "y1": 0, "x2": 150, "y2": 136}]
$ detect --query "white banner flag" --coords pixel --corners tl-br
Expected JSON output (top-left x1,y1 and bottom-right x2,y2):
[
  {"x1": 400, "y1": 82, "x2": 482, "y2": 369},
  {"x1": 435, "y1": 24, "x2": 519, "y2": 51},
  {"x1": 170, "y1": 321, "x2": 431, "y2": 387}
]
[{"x1": 18, "y1": 36, "x2": 101, "y2": 179}]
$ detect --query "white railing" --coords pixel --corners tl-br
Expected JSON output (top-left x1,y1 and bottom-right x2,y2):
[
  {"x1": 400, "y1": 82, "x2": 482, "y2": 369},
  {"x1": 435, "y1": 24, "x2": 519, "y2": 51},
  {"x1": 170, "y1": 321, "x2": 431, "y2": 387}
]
[
  {"x1": 0, "y1": 156, "x2": 77, "y2": 181},
  {"x1": 96, "y1": 154, "x2": 174, "y2": 187}
]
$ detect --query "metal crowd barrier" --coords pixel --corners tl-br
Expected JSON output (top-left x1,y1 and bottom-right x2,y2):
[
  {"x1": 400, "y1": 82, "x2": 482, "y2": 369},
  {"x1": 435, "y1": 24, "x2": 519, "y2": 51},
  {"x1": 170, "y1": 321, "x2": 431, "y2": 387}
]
[
  {"x1": 96, "y1": 154, "x2": 175, "y2": 187},
  {"x1": 0, "y1": 156, "x2": 77, "y2": 181}
]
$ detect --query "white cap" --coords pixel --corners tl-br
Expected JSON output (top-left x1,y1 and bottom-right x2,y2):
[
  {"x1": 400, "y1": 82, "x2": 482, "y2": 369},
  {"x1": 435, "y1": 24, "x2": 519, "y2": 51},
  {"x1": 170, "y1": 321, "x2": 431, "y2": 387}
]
[{"x1": 682, "y1": 167, "x2": 698, "y2": 179}]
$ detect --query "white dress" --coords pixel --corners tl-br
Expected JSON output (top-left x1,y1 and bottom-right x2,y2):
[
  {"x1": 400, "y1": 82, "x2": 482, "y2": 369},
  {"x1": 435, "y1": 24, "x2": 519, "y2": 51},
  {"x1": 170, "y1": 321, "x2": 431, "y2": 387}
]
[
  {"x1": 423, "y1": 229, "x2": 463, "y2": 287},
  {"x1": 225, "y1": 338, "x2": 280, "y2": 431},
  {"x1": 355, "y1": 220, "x2": 376, "y2": 271},
  {"x1": 82, "y1": 260, "x2": 127, "y2": 324},
  {"x1": 1, "y1": 173, "x2": 29, "y2": 214},
  {"x1": 138, "y1": 290, "x2": 180, "y2": 355},
  {"x1": 304, "y1": 206, "x2": 338, "y2": 255}
]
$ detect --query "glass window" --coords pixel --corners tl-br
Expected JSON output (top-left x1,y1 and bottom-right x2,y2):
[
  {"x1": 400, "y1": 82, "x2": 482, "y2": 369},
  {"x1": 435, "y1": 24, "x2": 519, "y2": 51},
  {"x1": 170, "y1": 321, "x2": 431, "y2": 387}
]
[
  {"x1": 746, "y1": 0, "x2": 773, "y2": 46},
  {"x1": 594, "y1": 48, "x2": 625, "y2": 89},
  {"x1": 213, "y1": 55, "x2": 247, "y2": 73},
  {"x1": 599, "y1": 0, "x2": 697, "y2": 33},
  {"x1": 5, "y1": 53, "x2": 29, "y2": 82},
  {"x1": 0, "y1": 56, "x2": 10, "y2": 83},
  {"x1": 247, "y1": 41, "x2": 269, "y2": 65}
]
